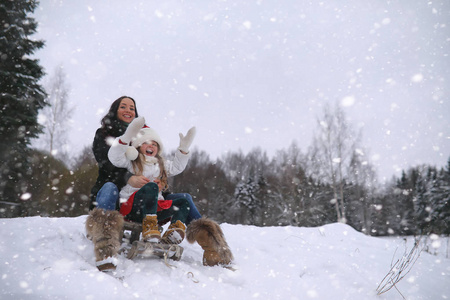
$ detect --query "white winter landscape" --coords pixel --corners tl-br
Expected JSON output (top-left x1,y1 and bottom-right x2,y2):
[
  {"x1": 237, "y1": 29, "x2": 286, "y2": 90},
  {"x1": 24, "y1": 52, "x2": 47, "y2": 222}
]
[
  {"x1": 34, "y1": 1, "x2": 450, "y2": 179},
  {"x1": 0, "y1": 216, "x2": 449, "y2": 300}
]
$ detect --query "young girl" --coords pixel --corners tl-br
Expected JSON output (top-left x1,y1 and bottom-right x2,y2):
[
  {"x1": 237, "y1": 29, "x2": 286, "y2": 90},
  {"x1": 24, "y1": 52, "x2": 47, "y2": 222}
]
[{"x1": 108, "y1": 116, "x2": 196, "y2": 244}]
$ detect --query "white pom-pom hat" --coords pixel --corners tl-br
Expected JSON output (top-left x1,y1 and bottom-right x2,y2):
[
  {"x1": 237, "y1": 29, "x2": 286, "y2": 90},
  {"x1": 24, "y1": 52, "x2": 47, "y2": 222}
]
[{"x1": 125, "y1": 127, "x2": 164, "y2": 160}]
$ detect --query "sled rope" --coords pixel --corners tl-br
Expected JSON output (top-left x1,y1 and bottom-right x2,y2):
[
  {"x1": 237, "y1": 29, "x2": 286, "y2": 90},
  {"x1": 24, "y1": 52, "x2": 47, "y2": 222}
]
[
  {"x1": 187, "y1": 272, "x2": 199, "y2": 283},
  {"x1": 223, "y1": 265, "x2": 237, "y2": 272},
  {"x1": 163, "y1": 245, "x2": 177, "y2": 268},
  {"x1": 162, "y1": 246, "x2": 199, "y2": 283}
]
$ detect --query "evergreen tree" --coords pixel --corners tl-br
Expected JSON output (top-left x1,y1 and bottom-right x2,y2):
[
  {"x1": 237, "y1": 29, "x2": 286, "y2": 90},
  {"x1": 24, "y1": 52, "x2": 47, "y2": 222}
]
[
  {"x1": 414, "y1": 166, "x2": 435, "y2": 234},
  {"x1": 0, "y1": 0, "x2": 46, "y2": 202},
  {"x1": 430, "y1": 159, "x2": 450, "y2": 234},
  {"x1": 394, "y1": 170, "x2": 417, "y2": 235},
  {"x1": 232, "y1": 176, "x2": 263, "y2": 225},
  {"x1": 254, "y1": 172, "x2": 271, "y2": 226},
  {"x1": 370, "y1": 193, "x2": 392, "y2": 236}
]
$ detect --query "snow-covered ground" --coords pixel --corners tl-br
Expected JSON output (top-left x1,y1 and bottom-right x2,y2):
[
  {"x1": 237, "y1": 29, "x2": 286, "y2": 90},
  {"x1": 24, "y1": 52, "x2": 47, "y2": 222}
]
[{"x1": 0, "y1": 216, "x2": 448, "y2": 300}]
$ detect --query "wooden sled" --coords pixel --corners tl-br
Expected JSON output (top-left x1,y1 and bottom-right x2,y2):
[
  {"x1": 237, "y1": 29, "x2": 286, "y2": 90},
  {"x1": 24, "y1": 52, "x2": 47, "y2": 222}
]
[{"x1": 119, "y1": 220, "x2": 183, "y2": 261}]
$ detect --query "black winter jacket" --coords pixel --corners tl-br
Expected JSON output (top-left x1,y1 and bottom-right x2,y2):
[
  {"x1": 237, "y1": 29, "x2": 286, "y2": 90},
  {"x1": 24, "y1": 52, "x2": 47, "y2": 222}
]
[{"x1": 89, "y1": 124, "x2": 130, "y2": 210}]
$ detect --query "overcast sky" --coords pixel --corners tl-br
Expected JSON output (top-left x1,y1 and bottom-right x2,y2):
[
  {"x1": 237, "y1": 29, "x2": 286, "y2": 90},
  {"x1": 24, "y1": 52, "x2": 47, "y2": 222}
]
[{"x1": 32, "y1": 0, "x2": 449, "y2": 180}]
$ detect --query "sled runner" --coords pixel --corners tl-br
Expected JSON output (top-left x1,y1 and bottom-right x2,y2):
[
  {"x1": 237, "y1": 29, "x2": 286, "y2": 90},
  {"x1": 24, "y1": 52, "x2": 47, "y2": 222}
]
[
  {"x1": 124, "y1": 240, "x2": 183, "y2": 260},
  {"x1": 119, "y1": 220, "x2": 183, "y2": 261}
]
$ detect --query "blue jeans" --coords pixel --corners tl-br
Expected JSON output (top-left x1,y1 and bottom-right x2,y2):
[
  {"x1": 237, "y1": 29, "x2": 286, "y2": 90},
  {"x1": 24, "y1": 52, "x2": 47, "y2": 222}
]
[
  {"x1": 165, "y1": 193, "x2": 201, "y2": 225},
  {"x1": 96, "y1": 182, "x2": 119, "y2": 211}
]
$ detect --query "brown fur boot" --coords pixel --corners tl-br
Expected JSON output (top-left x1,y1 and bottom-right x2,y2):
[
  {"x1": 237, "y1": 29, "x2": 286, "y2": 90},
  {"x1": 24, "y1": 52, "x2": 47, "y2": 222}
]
[
  {"x1": 142, "y1": 215, "x2": 161, "y2": 242},
  {"x1": 85, "y1": 208, "x2": 124, "y2": 272},
  {"x1": 186, "y1": 218, "x2": 233, "y2": 267},
  {"x1": 161, "y1": 220, "x2": 186, "y2": 244}
]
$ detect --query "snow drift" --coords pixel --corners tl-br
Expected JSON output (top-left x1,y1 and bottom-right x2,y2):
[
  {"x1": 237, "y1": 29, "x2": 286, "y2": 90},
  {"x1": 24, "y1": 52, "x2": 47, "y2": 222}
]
[{"x1": 0, "y1": 216, "x2": 449, "y2": 299}]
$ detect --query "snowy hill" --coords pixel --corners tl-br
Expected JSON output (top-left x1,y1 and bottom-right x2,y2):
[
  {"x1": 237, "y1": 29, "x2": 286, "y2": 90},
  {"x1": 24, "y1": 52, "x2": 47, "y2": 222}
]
[{"x1": 0, "y1": 216, "x2": 448, "y2": 300}]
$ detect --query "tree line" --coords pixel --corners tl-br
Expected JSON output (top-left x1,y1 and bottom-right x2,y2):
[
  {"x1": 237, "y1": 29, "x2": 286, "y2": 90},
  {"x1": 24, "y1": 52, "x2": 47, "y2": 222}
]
[
  {"x1": 1, "y1": 0, "x2": 448, "y2": 237},
  {"x1": 171, "y1": 147, "x2": 450, "y2": 236},
  {"x1": 1, "y1": 140, "x2": 448, "y2": 237}
]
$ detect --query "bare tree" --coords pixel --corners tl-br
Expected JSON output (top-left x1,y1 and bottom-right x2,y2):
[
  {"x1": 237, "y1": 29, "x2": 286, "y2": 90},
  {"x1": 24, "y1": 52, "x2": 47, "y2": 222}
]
[
  {"x1": 347, "y1": 148, "x2": 379, "y2": 234},
  {"x1": 308, "y1": 102, "x2": 361, "y2": 223},
  {"x1": 39, "y1": 64, "x2": 74, "y2": 161}
]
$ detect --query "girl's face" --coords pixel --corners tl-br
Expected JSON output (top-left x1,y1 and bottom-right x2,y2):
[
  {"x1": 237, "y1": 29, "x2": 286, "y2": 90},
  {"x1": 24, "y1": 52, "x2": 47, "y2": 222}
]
[
  {"x1": 139, "y1": 141, "x2": 159, "y2": 157},
  {"x1": 117, "y1": 98, "x2": 136, "y2": 123}
]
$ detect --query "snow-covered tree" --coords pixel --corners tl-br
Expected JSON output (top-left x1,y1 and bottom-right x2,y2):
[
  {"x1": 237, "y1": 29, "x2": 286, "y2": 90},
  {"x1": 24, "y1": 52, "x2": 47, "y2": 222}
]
[
  {"x1": 0, "y1": 0, "x2": 46, "y2": 202},
  {"x1": 415, "y1": 161, "x2": 450, "y2": 235},
  {"x1": 432, "y1": 160, "x2": 450, "y2": 234},
  {"x1": 393, "y1": 171, "x2": 417, "y2": 235},
  {"x1": 232, "y1": 176, "x2": 261, "y2": 225},
  {"x1": 414, "y1": 167, "x2": 435, "y2": 234}
]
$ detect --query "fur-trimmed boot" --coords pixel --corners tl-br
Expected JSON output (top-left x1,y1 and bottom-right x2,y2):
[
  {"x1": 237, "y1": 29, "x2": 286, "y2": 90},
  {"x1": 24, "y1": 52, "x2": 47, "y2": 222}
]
[
  {"x1": 186, "y1": 218, "x2": 233, "y2": 267},
  {"x1": 85, "y1": 208, "x2": 124, "y2": 272},
  {"x1": 142, "y1": 215, "x2": 161, "y2": 242},
  {"x1": 161, "y1": 220, "x2": 186, "y2": 244}
]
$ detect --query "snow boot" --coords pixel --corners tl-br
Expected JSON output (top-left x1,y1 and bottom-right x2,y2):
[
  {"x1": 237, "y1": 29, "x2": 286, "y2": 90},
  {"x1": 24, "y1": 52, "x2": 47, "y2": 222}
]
[
  {"x1": 161, "y1": 220, "x2": 186, "y2": 244},
  {"x1": 186, "y1": 218, "x2": 233, "y2": 267},
  {"x1": 142, "y1": 215, "x2": 161, "y2": 242},
  {"x1": 85, "y1": 208, "x2": 124, "y2": 272}
]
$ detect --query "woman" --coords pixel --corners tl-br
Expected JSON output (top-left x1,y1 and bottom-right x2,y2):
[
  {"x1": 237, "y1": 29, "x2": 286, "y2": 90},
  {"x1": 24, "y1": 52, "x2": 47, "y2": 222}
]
[{"x1": 90, "y1": 96, "x2": 201, "y2": 224}]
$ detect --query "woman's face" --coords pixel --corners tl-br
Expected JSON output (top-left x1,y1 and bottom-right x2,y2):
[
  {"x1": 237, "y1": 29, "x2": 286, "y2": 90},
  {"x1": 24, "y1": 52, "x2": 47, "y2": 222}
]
[
  {"x1": 117, "y1": 98, "x2": 136, "y2": 123},
  {"x1": 139, "y1": 141, "x2": 159, "y2": 157}
]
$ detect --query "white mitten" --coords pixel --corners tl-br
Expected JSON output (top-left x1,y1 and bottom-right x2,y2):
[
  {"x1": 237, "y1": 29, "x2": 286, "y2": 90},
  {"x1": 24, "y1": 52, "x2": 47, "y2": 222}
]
[
  {"x1": 178, "y1": 126, "x2": 196, "y2": 153},
  {"x1": 120, "y1": 117, "x2": 145, "y2": 144},
  {"x1": 125, "y1": 146, "x2": 139, "y2": 160}
]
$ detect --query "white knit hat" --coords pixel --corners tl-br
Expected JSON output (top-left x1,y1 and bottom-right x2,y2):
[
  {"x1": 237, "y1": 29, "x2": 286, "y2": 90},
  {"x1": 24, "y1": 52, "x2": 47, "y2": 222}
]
[{"x1": 125, "y1": 127, "x2": 163, "y2": 160}]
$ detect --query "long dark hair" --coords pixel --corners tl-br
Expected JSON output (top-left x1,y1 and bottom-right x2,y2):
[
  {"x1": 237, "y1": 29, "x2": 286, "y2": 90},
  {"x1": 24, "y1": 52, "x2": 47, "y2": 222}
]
[{"x1": 100, "y1": 96, "x2": 139, "y2": 137}]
